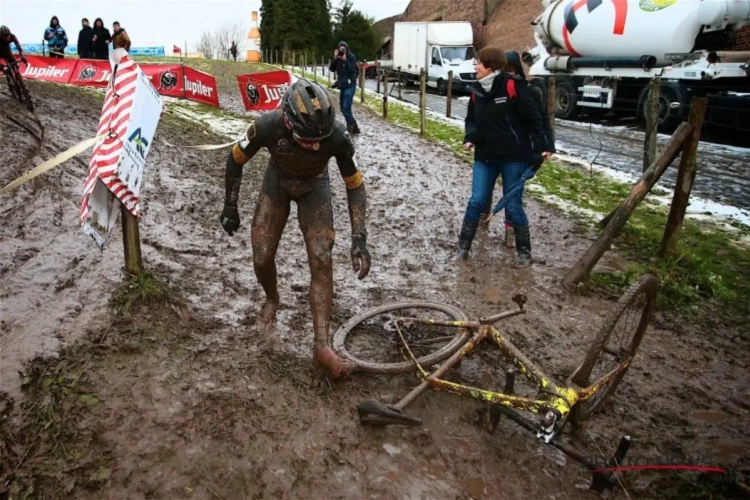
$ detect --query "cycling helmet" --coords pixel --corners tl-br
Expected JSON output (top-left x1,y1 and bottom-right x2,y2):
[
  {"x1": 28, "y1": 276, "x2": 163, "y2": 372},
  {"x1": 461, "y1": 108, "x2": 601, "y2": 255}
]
[
  {"x1": 0, "y1": 26, "x2": 10, "y2": 37},
  {"x1": 282, "y1": 78, "x2": 335, "y2": 141}
]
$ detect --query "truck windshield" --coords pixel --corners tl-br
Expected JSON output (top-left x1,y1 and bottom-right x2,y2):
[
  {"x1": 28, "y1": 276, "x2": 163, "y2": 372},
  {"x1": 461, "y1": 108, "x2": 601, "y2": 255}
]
[{"x1": 440, "y1": 46, "x2": 476, "y2": 63}]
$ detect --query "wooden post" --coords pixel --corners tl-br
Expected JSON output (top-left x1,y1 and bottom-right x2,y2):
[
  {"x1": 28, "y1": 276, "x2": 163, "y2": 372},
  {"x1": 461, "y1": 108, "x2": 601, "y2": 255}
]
[
  {"x1": 383, "y1": 69, "x2": 389, "y2": 119},
  {"x1": 282, "y1": 50, "x2": 286, "y2": 68},
  {"x1": 446, "y1": 70, "x2": 453, "y2": 118},
  {"x1": 563, "y1": 122, "x2": 693, "y2": 288},
  {"x1": 301, "y1": 52, "x2": 306, "y2": 77},
  {"x1": 547, "y1": 77, "x2": 556, "y2": 145},
  {"x1": 376, "y1": 69, "x2": 381, "y2": 93},
  {"x1": 327, "y1": 59, "x2": 332, "y2": 86},
  {"x1": 360, "y1": 65, "x2": 365, "y2": 103},
  {"x1": 643, "y1": 78, "x2": 661, "y2": 172},
  {"x1": 121, "y1": 204, "x2": 143, "y2": 275},
  {"x1": 419, "y1": 68, "x2": 427, "y2": 136},
  {"x1": 659, "y1": 97, "x2": 708, "y2": 257},
  {"x1": 397, "y1": 67, "x2": 403, "y2": 99}
]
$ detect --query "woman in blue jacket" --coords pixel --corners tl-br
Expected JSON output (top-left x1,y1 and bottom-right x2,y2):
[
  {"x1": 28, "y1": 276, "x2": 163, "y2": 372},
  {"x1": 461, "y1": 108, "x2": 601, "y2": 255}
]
[{"x1": 458, "y1": 47, "x2": 551, "y2": 267}]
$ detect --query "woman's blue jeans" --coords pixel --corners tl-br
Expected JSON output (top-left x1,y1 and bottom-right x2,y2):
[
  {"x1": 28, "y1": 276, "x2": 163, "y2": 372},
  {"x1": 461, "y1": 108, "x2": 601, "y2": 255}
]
[
  {"x1": 464, "y1": 160, "x2": 529, "y2": 227},
  {"x1": 339, "y1": 86, "x2": 356, "y2": 124}
]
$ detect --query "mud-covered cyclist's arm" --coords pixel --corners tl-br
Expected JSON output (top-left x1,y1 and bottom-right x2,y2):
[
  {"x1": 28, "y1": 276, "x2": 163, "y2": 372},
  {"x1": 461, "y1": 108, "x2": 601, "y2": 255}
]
[
  {"x1": 335, "y1": 131, "x2": 371, "y2": 280},
  {"x1": 219, "y1": 118, "x2": 266, "y2": 236}
]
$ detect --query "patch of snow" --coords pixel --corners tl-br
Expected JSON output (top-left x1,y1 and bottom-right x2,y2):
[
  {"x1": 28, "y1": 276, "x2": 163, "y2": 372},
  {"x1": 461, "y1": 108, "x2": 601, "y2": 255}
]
[{"x1": 166, "y1": 105, "x2": 251, "y2": 140}]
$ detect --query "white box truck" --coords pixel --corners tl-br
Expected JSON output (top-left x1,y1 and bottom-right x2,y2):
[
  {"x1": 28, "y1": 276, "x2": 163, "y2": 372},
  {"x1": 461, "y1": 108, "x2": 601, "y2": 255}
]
[{"x1": 388, "y1": 21, "x2": 478, "y2": 95}]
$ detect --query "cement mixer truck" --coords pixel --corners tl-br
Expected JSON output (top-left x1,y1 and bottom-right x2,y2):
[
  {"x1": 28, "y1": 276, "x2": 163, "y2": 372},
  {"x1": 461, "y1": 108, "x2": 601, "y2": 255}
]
[{"x1": 524, "y1": 0, "x2": 750, "y2": 132}]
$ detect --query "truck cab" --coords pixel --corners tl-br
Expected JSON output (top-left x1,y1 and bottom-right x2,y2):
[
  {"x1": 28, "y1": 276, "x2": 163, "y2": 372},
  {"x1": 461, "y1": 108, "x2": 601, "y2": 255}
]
[{"x1": 429, "y1": 44, "x2": 477, "y2": 94}]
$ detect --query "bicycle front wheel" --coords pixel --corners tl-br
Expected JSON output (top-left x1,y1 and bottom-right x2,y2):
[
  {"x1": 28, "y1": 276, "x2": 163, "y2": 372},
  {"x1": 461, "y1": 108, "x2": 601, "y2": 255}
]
[
  {"x1": 569, "y1": 273, "x2": 658, "y2": 427},
  {"x1": 14, "y1": 72, "x2": 34, "y2": 112},
  {"x1": 332, "y1": 301, "x2": 471, "y2": 375},
  {"x1": 5, "y1": 71, "x2": 19, "y2": 101}
]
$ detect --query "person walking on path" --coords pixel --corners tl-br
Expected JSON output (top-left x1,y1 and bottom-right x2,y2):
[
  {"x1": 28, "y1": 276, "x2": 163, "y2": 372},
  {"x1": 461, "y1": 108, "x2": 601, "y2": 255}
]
[{"x1": 457, "y1": 47, "x2": 551, "y2": 267}]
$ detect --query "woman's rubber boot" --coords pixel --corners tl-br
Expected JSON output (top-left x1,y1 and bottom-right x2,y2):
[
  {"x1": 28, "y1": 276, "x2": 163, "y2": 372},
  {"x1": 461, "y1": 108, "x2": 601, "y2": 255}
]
[
  {"x1": 513, "y1": 225, "x2": 532, "y2": 268},
  {"x1": 346, "y1": 122, "x2": 356, "y2": 135},
  {"x1": 456, "y1": 219, "x2": 479, "y2": 260},
  {"x1": 353, "y1": 120, "x2": 361, "y2": 135},
  {"x1": 504, "y1": 221, "x2": 515, "y2": 248}
]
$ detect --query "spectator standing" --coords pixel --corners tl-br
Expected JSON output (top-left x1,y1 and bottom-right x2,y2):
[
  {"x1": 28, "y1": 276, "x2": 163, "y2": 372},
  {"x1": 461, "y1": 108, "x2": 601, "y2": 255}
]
[
  {"x1": 112, "y1": 21, "x2": 131, "y2": 52},
  {"x1": 457, "y1": 47, "x2": 550, "y2": 267},
  {"x1": 92, "y1": 18, "x2": 112, "y2": 60},
  {"x1": 480, "y1": 50, "x2": 556, "y2": 248},
  {"x1": 328, "y1": 40, "x2": 360, "y2": 135},
  {"x1": 77, "y1": 18, "x2": 94, "y2": 59},
  {"x1": 230, "y1": 41, "x2": 238, "y2": 61},
  {"x1": 44, "y1": 16, "x2": 68, "y2": 58}
]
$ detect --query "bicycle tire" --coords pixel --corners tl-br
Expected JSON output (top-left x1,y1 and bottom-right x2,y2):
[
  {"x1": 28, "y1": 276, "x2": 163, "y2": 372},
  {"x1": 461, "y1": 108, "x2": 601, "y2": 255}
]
[
  {"x1": 568, "y1": 273, "x2": 658, "y2": 427},
  {"x1": 14, "y1": 71, "x2": 34, "y2": 112},
  {"x1": 5, "y1": 71, "x2": 19, "y2": 101},
  {"x1": 332, "y1": 301, "x2": 470, "y2": 374}
]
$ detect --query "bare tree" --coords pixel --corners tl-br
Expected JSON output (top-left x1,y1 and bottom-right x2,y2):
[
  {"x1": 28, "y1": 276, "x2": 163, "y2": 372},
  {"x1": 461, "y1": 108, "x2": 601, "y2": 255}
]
[
  {"x1": 213, "y1": 21, "x2": 246, "y2": 60},
  {"x1": 197, "y1": 30, "x2": 215, "y2": 59}
]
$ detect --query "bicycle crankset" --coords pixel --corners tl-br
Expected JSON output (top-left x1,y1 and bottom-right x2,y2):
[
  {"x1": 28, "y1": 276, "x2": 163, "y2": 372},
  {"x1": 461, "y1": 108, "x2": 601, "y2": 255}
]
[{"x1": 357, "y1": 399, "x2": 422, "y2": 427}]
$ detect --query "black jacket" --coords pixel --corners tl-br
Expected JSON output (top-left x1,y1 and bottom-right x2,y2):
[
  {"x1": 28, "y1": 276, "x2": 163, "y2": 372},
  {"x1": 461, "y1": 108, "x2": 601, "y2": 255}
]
[
  {"x1": 505, "y1": 50, "x2": 555, "y2": 155},
  {"x1": 77, "y1": 26, "x2": 94, "y2": 58},
  {"x1": 464, "y1": 73, "x2": 547, "y2": 164},
  {"x1": 92, "y1": 20, "x2": 111, "y2": 60},
  {"x1": 328, "y1": 40, "x2": 358, "y2": 90}
]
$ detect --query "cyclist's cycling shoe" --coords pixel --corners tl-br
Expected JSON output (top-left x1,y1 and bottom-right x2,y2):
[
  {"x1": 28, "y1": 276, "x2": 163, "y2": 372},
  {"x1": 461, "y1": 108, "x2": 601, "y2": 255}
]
[{"x1": 357, "y1": 399, "x2": 422, "y2": 427}]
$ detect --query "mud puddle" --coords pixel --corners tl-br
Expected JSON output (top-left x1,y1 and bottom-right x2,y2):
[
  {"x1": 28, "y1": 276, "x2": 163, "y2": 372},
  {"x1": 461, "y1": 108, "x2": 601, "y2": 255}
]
[{"x1": 0, "y1": 75, "x2": 748, "y2": 498}]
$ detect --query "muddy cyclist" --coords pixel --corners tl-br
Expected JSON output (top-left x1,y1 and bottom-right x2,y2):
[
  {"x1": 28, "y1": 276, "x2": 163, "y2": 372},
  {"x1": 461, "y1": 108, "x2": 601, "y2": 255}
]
[
  {"x1": 219, "y1": 78, "x2": 371, "y2": 377},
  {"x1": 0, "y1": 25, "x2": 28, "y2": 72}
]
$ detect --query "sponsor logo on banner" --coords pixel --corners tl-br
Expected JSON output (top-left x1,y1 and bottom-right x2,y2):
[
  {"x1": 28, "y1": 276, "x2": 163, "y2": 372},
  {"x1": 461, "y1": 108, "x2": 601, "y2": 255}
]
[
  {"x1": 20, "y1": 56, "x2": 77, "y2": 83},
  {"x1": 14, "y1": 44, "x2": 165, "y2": 56},
  {"x1": 128, "y1": 128, "x2": 150, "y2": 158},
  {"x1": 183, "y1": 66, "x2": 220, "y2": 107},
  {"x1": 237, "y1": 70, "x2": 292, "y2": 111},
  {"x1": 78, "y1": 66, "x2": 98, "y2": 81},
  {"x1": 159, "y1": 71, "x2": 178, "y2": 91}
]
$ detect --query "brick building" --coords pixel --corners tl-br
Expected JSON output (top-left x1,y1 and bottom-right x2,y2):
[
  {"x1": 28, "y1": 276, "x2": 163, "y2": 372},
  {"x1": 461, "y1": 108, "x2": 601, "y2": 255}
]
[{"x1": 375, "y1": 0, "x2": 750, "y2": 57}]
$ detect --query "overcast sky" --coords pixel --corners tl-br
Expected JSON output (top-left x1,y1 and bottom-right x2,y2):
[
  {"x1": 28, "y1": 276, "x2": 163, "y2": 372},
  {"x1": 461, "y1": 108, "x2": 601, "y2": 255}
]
[{"x1": 0, "y1": 0, "x2": 409, "y2": 50}]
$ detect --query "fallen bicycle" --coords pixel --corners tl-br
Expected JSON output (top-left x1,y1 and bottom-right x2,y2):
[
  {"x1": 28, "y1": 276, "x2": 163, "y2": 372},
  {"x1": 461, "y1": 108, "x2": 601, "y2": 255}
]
[{"x1": 332, "y1": 273, "x2": 659, "y2": 492}]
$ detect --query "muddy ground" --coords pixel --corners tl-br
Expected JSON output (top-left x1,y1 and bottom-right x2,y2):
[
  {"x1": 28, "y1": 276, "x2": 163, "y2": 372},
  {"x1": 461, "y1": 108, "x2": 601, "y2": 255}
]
[{"x1": 0, "y1": 67, "x2": 748, "y2": 499}]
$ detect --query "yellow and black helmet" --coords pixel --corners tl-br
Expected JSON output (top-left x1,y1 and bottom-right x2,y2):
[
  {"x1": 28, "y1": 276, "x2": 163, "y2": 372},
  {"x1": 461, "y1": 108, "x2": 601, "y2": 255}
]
[{"x1": 282, "y1": 78, "x2": 336, "y2": 141}]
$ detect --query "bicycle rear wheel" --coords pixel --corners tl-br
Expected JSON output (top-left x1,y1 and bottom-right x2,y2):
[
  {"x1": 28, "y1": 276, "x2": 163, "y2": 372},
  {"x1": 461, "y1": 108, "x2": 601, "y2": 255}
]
[
  {"x1": 332, "y1": 301, "x2": 470, "y2": 374},
  {"x1": 569, "y1": 273, "x2": 658, "y2": 427},
  {"x1": 5, "y1": 71, "x2": 19, "y2": 101},
  {"x1": 14, "y1": 72, "x2": 34, "y2": 112}
]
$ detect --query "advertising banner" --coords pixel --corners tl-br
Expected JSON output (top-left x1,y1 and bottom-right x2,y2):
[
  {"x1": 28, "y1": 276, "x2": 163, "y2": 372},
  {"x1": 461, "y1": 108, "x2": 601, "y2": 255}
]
[
  {"x1": 236, "y1": 70, "x2": 292, "y2": 111},
  {"x1": 18, "y1": 55, "x2": 78, "y2": 83},
  {"x1": 141, "y1": 63, "x2": 185, "y2": 98},
  {"x1": 183, "y1": 65, "x2": 220, "y2": 107}
]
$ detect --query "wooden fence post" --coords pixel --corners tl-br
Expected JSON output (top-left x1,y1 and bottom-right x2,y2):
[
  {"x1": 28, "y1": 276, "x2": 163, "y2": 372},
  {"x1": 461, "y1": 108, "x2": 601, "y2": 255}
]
[
  {"x1": 659, "y1": 97, "x2": 708, "y2": 257},
  {"x1": 397, "y1": 67, "x2": 403, "y2": 99},
  {"x1": 547, "y1": 77, "x2": 556, "y2": 145},
  {"x1": 446, "y1": 70, "x2": 453, "y2": 118},
  {"x1": 643, "y1": 78, "x2": 661, "y2": 171},
  {"x1": 376, "y1": 67, "x2": 381, "y2": 93},
  {"x1": 563, "y1": 122, "x2": 694, "y2": 288},
  {"x1": 121, "y1": 204, "x2": 143, "y2": 275},
  {"x1": 360, "y1": 65, "x2": 365, "y2": 103},
  {"x1": 327, "y1": 60, "x2": 332, "y2": 86},
  {"x1": 383, "y1": 69, "x2": 389, "y2": 119},
  {"x1": 419, "y1": 68, "x2": 427, "y2": 136}
]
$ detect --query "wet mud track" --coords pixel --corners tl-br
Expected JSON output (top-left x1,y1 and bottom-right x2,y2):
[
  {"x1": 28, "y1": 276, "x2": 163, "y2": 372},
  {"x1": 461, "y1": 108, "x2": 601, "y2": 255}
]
[
  {"x1": 1, "y1": 77, "x2": 748, "y2": 498},
  {"x1": 364, "y1": 78, "x2": 750, "y2": 211}
]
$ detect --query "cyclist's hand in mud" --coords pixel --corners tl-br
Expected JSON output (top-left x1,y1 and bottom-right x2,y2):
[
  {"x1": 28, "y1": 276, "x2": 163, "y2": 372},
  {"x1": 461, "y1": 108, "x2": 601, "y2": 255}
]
[
  {"x1": 351, "y1": 235, "x2": 371, "y2": 280},
  {"x1": 220, "y1": 203, "x2": 240, "y2": 236}
]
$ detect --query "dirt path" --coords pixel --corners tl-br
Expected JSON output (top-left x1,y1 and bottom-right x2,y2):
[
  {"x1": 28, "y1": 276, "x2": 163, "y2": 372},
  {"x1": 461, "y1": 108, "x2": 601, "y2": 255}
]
[{"x1": 1, "y1": 75, "x2": 747, "y2": 499}]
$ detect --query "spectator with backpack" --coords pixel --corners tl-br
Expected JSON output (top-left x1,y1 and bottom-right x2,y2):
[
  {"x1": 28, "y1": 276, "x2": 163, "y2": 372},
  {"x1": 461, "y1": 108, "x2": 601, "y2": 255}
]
[
  {"x1": 480, "y1": 50, "x2": 556, "y2": 248},
  {"x1": 457, "y1": 47, "x2": 551, "y2": 267}
]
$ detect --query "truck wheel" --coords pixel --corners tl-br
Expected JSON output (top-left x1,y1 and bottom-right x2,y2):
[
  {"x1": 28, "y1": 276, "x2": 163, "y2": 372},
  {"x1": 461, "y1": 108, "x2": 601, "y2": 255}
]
[
  {"x1": 555, "y1": 81, "x2": 579, "y2": 120},
  {"x1": 638, "y1": 83, "x2": 684, "y2": 134},
  {"x1": 437, "y1": 79, "x2": 447, "y2": 96}
]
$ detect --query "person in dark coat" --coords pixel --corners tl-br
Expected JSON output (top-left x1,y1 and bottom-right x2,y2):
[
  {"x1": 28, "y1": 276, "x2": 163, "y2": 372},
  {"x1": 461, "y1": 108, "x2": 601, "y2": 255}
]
[
  {"x1": 91, "y1": 18, "x2": 111, "y2": 60},
  {"x1": 480, "y1": 50, "x2": 556, "y2": 248},
  {"x1": 77, "y1": 18, "x2": 94, "y2": 59},
  {"x1": 458, "y1": 47, "x2": 551, "y2": 267},
  {"x1": 328, "y1": 40, "x2": 360, "y2": 135}
]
